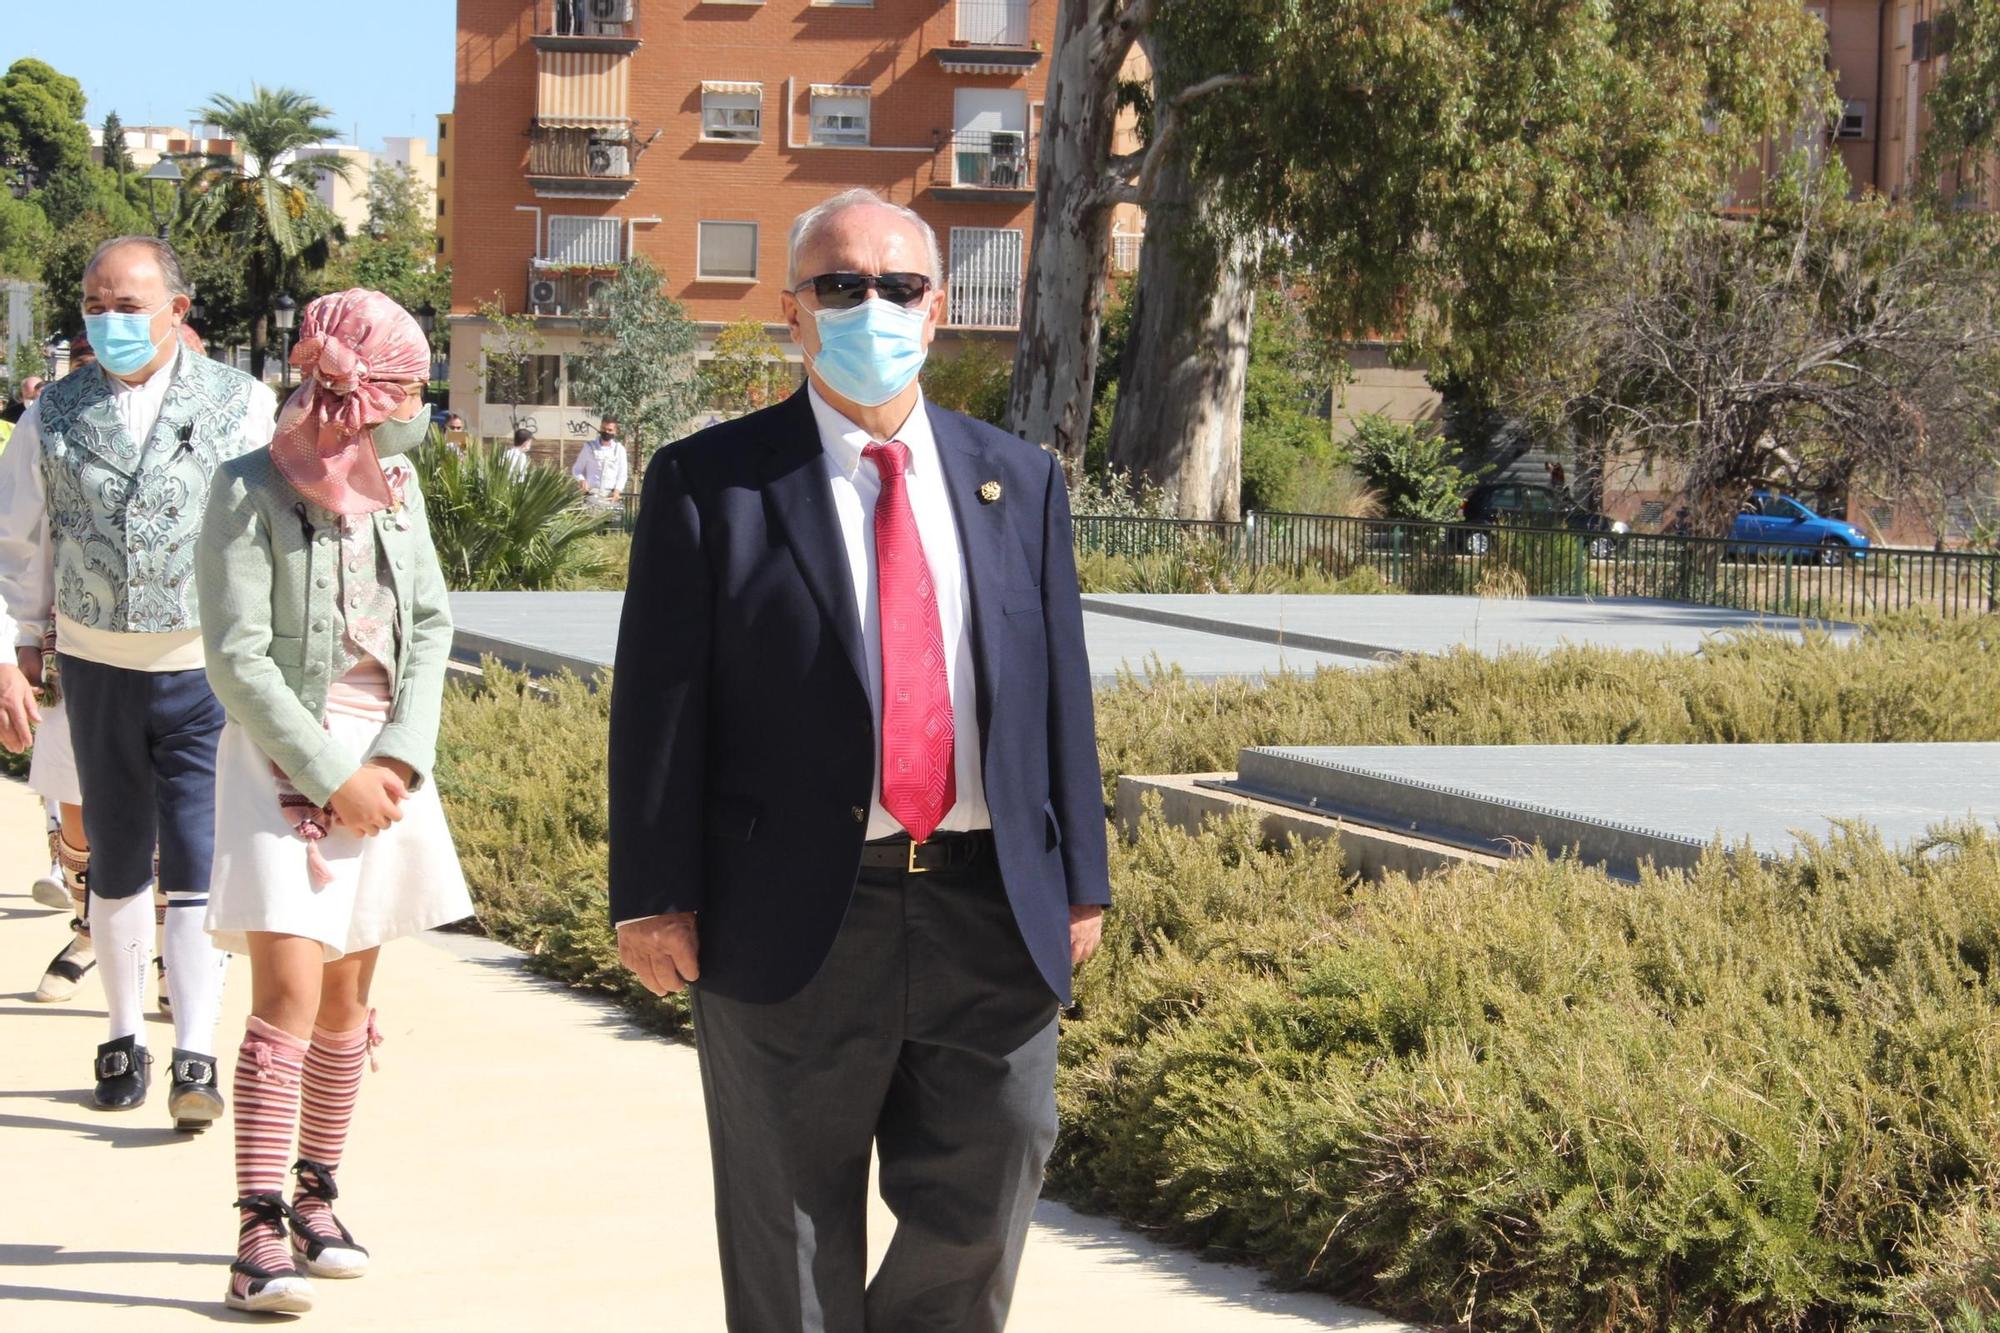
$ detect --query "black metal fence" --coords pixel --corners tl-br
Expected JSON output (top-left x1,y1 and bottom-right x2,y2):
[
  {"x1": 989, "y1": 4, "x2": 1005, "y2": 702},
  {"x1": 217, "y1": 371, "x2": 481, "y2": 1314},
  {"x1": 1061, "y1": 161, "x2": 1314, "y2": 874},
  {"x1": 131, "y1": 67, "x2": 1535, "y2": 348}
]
[{"x1": 1071, "y1": 511, "x2": 2000, "y2": 620}]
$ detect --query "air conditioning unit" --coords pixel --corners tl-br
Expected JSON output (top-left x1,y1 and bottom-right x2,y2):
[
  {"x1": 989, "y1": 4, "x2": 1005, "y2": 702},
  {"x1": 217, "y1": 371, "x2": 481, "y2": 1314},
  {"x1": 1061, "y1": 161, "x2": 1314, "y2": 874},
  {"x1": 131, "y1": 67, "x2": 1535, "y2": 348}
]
[
  {"x1": 1837, "y1": 101, "x2": 1867, "y2": 140},
  {"x1": 586, "y1": 278, "x2": 614, "y2": 309},
  {"x1": 529, "y1": 277, "x2": 559, "y2": 311},
  {"x1": 589, "y1": 0, "x2": 634, "y2": 22},
  {"x1": 587, "y1": 142, "x2": 629, "y2": 177}
]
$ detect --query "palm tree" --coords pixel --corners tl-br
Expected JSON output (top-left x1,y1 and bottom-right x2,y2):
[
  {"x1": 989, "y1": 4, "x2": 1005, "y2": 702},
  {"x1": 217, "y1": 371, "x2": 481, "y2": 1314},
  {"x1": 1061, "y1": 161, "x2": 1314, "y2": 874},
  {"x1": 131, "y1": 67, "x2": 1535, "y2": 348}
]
[{"x1": 181, "y1": 86, "x2": 358, "y2": 378}]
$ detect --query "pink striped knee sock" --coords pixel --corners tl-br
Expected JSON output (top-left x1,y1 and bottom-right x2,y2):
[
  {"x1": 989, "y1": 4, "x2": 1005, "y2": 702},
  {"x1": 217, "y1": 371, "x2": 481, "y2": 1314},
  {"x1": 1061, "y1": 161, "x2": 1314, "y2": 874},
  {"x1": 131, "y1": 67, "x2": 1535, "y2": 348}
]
[
  {"x1": 292, "y1": 1013, "x2": 377, "y2": 1234},
  {"x1": 234, "y1": 1017, "x2": 308, "y2": 1274}
]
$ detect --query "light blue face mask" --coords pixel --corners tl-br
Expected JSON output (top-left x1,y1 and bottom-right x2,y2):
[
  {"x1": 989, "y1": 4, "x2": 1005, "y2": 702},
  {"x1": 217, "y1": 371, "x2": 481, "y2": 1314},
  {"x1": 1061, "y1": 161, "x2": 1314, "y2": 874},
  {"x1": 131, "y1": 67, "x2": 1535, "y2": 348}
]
[
  {"x1": 807, "y1": 298, "x2": 930, "y2": 407},
  {"x1": 81, "y1": 302, "x2": 173, "y2": 377}
]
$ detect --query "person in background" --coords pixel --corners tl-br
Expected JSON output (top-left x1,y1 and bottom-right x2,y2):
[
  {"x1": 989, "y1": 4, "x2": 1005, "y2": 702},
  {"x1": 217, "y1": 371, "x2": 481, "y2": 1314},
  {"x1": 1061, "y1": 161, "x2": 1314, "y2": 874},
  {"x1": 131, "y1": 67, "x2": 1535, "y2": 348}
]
[
  {"x1": 0, "y1": 237, "x2": 277, "y2": 1127},
  {"x1": 571, "y1": 416, "x2": 627, "y2": 500},
  {"x1": 198, "y1": 288, "x2": 472, "y2": 1315},
  {"x1": 502, "y1": 426, "x2": 533, "y2": 482},
  {"x1": 441, "y1": 414, "x2": 469, "y2": 458}
]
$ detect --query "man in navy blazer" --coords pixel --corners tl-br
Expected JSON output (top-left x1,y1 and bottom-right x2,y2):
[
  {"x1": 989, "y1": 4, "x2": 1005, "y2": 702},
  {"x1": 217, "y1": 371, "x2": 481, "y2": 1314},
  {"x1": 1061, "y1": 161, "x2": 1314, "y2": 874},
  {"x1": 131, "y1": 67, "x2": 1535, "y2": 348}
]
[{"x1": 609, "y1": 189, "x2": 1110, "y2": 1330}]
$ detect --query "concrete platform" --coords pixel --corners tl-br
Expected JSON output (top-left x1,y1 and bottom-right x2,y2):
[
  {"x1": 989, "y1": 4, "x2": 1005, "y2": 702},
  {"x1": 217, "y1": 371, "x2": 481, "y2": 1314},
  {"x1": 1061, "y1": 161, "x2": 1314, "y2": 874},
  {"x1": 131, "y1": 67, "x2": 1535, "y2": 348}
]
[
  {"x1": 452, "y1": 591, "x2": 1835, "y2": 688},
  {"x1": 1082, "y1": 594, "x2": 1855, "y2": 662},
  {"x1": 1220, "y1": 743, "x2": 2000, "y2": 878},
  {"x1": 0, "y1": 776, "x2": 1406, "y2": 1331}
]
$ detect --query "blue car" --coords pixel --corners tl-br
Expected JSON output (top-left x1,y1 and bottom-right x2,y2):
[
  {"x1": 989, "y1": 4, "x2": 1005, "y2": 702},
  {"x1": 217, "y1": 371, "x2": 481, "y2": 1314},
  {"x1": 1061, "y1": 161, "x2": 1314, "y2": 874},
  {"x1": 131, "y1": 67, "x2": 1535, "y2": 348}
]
[{"x1": 1729, "y1": 493, "x2": 1871, "y2": 565}]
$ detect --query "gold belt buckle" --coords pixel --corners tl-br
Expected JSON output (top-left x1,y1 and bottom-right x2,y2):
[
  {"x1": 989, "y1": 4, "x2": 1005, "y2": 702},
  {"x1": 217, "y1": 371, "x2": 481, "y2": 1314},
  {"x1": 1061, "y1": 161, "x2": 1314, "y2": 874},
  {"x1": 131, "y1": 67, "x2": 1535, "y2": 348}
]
[{"x1": 907, "y1": 839, "x2": 930, "y2": 875}]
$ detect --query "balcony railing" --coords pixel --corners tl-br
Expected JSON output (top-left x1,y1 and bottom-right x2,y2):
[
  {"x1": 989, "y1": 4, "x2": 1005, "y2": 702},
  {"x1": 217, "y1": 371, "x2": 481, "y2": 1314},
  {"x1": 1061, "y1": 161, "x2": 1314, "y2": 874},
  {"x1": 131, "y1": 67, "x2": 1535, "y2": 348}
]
[
  {"x1": 933, "y1": 130, "x2": 1034, "y2": 194},
  {"x1": 526, "y1": 262, "x2": 618, "y2": 317},
  {"x1": 537, "y1": 0, "x2": 640, "y2": 51},
  {"x1": 955, "y1": 0, "x2": 1030, "y2": 45},
  {"x1": 529, "y1": 127, "x2": 632, "y2": 178}
]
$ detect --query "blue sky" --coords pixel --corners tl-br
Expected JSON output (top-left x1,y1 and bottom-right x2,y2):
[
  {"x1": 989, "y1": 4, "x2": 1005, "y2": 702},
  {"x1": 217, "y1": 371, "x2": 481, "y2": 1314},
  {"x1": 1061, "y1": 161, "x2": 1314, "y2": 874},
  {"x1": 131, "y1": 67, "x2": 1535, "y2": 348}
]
[{"x1": 9, "y1": 3, "x2": 457, "y2": 154}]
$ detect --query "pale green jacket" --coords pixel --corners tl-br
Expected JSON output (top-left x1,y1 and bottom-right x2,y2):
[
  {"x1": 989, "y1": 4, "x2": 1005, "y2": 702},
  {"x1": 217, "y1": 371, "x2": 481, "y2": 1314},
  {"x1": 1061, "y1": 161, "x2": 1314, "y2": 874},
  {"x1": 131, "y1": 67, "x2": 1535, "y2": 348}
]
[{"x1": 195, "y1": 448, "x2": 453, "y2": 807}]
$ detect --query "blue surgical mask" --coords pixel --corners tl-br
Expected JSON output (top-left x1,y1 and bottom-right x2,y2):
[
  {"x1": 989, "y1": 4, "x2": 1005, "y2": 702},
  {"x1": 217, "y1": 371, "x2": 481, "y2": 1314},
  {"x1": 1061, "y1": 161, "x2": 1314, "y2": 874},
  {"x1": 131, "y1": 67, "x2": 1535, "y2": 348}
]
[
  {"x1": 82, "y1": 303, "x2": 173, "y2": 377},
  {"x1": 806, "y1": 298, "x2": 930, "y2": 407}
]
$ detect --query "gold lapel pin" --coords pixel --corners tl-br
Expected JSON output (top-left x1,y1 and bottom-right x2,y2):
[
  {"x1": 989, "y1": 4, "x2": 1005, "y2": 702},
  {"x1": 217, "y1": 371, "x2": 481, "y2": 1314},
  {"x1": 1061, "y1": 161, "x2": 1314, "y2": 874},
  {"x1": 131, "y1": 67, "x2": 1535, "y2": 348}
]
[{"x1": 979, "y1": 480, "x2": 1003, "y2": 504}]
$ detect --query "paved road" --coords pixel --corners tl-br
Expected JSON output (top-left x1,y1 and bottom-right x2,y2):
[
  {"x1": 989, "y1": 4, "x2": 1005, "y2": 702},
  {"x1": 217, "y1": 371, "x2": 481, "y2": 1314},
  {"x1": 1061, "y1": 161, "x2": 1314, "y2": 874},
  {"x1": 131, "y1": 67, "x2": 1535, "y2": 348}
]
[{"x1": 0, "y1": 777, "x2": 1406, "y2": 1332}]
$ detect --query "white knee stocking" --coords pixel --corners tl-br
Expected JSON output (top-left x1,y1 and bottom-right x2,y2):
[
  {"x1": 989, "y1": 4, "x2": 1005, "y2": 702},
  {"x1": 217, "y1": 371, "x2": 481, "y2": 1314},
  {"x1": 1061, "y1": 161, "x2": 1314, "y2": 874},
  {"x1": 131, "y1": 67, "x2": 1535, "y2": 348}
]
[
  {"x1": 162, "y1": 890, "x2": 227, "y2": 1053},
  {"x1": 89, "y1": 888, "x2": 153, "y2": 1044}
]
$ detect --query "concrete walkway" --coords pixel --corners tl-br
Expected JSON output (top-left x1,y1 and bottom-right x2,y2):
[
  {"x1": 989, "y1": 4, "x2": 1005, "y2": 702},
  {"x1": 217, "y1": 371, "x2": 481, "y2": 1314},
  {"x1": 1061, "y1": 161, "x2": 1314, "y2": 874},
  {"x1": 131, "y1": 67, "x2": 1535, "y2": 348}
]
[{"x1": 0, "y1": 776, "x2": 1406, "y2": 1331}]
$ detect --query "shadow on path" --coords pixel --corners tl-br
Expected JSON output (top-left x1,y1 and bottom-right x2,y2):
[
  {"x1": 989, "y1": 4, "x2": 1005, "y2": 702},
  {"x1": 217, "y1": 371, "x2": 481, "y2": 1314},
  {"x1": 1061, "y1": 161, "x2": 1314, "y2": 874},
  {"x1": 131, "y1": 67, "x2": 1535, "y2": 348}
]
[
  {"x1": 1028, "y1": 1200, "x2": 1390, "y2": 1330},
  {"x1": 0, "y1": 1246, "x2": 231, "y2": 1268},
  {"x1": 0, "y1": 1111, "x2": 204, "y2": 1150},
  {"x1": 0, "y1": 1283, "x2": 258, "y2": 1322}
]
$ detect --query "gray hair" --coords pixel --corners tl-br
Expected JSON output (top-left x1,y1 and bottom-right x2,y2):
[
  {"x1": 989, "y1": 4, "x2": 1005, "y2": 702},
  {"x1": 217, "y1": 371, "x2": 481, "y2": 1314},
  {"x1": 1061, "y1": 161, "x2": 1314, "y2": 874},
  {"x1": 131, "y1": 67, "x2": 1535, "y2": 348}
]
[
  {"x1": 786, "y1": 189, "x2": 943, "y2": 289},
  {"x1": 85, "y1": 236, "x2": 193, "y2": 299}
]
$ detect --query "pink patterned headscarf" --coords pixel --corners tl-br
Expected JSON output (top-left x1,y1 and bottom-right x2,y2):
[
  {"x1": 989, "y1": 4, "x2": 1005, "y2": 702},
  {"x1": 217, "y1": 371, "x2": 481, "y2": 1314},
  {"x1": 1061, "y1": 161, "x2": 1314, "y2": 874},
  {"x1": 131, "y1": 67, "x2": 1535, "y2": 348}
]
[{"x1": 269, "y1": 289, "x2": 432, "y2": 515}]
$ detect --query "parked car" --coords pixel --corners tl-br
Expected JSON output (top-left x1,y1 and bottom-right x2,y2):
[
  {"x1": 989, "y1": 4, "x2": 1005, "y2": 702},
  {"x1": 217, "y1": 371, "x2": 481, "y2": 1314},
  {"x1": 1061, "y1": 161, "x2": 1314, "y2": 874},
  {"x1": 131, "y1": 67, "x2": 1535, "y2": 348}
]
[
  {"x1": 1457, "y1": 482, "x2": 1629, "y2": 558},
  {"x1": 1728, "y1": 492, "x2": 1871, "y2": 565}
]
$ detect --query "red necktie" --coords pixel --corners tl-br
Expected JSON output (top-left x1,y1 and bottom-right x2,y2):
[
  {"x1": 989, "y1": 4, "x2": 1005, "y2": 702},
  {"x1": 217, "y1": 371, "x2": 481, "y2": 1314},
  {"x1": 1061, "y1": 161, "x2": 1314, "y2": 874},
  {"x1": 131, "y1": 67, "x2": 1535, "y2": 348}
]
[{"x1": 864, "y1": 441, "x2": 956, "y2": 843}]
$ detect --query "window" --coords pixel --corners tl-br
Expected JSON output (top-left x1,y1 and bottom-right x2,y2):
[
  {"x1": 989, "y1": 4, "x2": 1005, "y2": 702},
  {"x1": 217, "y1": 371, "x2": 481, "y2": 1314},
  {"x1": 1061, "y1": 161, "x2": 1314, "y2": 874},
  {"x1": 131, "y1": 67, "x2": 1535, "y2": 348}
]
[
  {"x1": 439, "y1": 160, "x2": 447, "y2": 178},
  {"x1": 698, "y1": 221, "x2": 759, "y2": 280},
  {"x1": 546, "y1": 214, "x2": 624, "y2": 265},
  {"x1": 562, "y1": 357, "x2": 594, "y2": 409},
  {"x1": 947, "y1": 226, "x2": 1024, "y2": 328},
  {"x1": 485, "y1": 353, "x2": 561, "y2": 406},
  {"x1": 1837, "y1": 100, "x2": 1867, "y2": 140},
  {"x1": 701, "y1": 83, "x2": 763, "y2": 142},
  {"x1": 809, "y1": 86, "x2": 871, "y2": 146}
]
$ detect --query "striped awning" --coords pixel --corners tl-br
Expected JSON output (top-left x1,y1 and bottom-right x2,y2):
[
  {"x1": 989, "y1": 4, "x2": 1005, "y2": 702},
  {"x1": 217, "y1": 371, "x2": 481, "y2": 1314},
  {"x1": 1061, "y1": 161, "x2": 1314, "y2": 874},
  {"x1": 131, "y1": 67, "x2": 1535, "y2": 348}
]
[
  {"x1": 538, "y1": 50, "x2": 631, "y2": 128},
  {"x1": 701, "y1": 80, "x2": 762, "y2": 96},
  {"x1": 809, "y1": 83, "x2": 872, "y2": 99}
]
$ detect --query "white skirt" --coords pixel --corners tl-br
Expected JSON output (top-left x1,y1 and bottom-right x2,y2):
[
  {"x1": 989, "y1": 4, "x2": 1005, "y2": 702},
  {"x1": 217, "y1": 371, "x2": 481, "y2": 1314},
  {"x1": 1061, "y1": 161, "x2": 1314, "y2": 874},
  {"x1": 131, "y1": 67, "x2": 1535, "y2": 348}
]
[
  {"x1": 28, "y1": 698, "x2": 82, "y2": 807},
  {"x1": 206, "y1": 712, "x2": 475, "y2": 961}
]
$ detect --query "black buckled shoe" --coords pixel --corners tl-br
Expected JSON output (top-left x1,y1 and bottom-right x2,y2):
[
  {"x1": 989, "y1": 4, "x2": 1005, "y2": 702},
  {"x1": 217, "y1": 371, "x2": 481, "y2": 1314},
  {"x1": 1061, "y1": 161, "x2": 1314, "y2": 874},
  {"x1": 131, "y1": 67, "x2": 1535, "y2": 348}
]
[
  {"x1": 92, "y1": 1035, "x2": 152, "y2": 1111},
  {"x1": 289, "y1": 1159, "x2": 370, "y2": 1278},
  {"x1": 167, "y1": 1049, "x2": 224, "y2": 1132},
  {"x1": 226, "y1": 1193, "x2": 314, "y2": 1314}
]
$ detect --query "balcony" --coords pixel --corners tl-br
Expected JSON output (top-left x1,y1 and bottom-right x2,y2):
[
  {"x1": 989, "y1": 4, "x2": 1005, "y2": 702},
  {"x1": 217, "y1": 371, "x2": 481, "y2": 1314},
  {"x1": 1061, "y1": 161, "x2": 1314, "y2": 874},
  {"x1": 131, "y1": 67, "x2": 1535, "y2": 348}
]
[
  {"x1": 928, "y1": 130, "x2": 1035, "y2": 202},
  {"x1": 935, "y1": 0, "x2": 1041, "y2": 75},
  {"x1": 534, "y1": 0, "x2": 641, "y2": 54},
  {"x1": 527, "y1": 127, "x2": 637, "y2": 198},
  {"x1": 527, "y1": 262, "x2": 619, "y2": 317}
]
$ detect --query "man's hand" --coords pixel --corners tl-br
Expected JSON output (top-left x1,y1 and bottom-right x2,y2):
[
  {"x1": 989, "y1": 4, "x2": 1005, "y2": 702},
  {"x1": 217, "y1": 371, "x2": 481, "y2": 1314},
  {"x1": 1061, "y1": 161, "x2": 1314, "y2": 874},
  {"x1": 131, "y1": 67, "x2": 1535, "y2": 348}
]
[
  {"x1": 619, "y1": 913, "x2": 701, "y2": 995},
  {"x1": 328, "y1": 765, "x2": 408, "y2": 836},
  {"x1": 1069, "y1": 905, "x2": 1104, "y2": 967},
  {"x1": 0, "y1": 661, "x2": 43, "y2": 754},
  {"x1": 15, "y1": 646, "x2": 43, "y2": 687}
]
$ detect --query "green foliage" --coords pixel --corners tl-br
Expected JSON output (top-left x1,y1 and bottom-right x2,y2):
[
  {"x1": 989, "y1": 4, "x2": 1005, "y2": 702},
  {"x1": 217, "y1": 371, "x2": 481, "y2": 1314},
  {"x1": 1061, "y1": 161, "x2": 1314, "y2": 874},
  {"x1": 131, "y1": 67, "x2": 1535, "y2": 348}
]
[
  {"x1": 565, "y1": 256, "x2": 701, "y2": 470},
  {"x1": 1083, "y1": 276, "x2": 1138, "y2": 475},
  {"x1": 1067, "y1": 465, "x2": 1176, "y2": 519},
  {"x1": 435, "y1": 664, "x2": 689, "y2": 1037},
  {"x1": 1152, "y1": 1, "x2": 1833, "y2": 384},
  {"x1": 700, "y1": 316, "x2": 791, "y2": 417},
  {"x1": 1076, "y1": 544, "x2": 1393, "y2": 596},
  {"x1": 1238, "y1": 284, "x2": 1344, "y2": 512},
  {"x1": 920, "y1": 341, "x2": 1012, "y2": 426},
  {"x1": 0, "y1": 189, "x2": 51, "y2": 280},
  {"x1": 1092, "y1": 614, "x2": 2000, "y2": 802},
  {"x1": 1920, "y1": 2, "x2": 2000, "y2": 193},
  {"x1": 412, "y1": 441, "x2": 610, "y2": 591},
  {"x1": 1346, "y1": 414, "x2": 1482, "y2": 522},
  {"x1": 474, "y1": 296, "x2": 547, "y2": 434},
  {"x1": 36, "y1": 212, "x2": 127, "y2": 339},
  {"x1": 0, "y1": 59, "x2": 92, "y2": 198},
  {"x1": 181, "y1": 85, "x2": 353, "y2": 378},
  {"x1": 98, "y1": 112, "x2": 134, "y2": 178},
  {"x1": 361, "y1": 162, "x2": 429, "y2": 249},
  {"x1": 1059, "y1": 809, "x2": 2000, "y2": 1328}
]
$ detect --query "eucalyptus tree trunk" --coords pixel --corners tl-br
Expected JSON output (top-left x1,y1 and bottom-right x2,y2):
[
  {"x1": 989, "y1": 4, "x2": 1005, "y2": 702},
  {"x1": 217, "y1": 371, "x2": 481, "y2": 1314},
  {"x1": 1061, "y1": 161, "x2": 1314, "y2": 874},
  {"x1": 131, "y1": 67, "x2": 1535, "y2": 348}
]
[
  {"x1": 1006, "y1": 0, "x2": 1136, "y2": 459},
  {"x1": 1106, "y1": 151, "x2": 1258, "y2": 521}
]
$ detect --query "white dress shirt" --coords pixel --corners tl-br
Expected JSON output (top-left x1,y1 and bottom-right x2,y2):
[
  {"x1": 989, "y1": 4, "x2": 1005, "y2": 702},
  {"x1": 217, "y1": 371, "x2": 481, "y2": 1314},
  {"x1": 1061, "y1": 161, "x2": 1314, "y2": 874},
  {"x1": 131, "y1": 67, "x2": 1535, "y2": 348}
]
[
  {"x1": 809, "y1": 384, "x2": 991, "y2": 840},
  {"x1": 0, "y1": 360, "x2": 278, "y2": 669},
  {"x1": 502, "y1": 444, "x2": 532, "y2": 481},
  {"x1": 572, "y1": 437, "x2": 629, "y2": 495}
]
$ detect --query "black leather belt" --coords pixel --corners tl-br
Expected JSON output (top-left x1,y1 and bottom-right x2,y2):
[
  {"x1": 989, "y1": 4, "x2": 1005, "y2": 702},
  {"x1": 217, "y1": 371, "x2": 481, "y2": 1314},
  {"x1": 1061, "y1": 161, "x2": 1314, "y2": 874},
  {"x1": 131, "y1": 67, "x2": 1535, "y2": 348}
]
[{"x1": 860, "y1": 830, "x2": 995, "y2": 875}]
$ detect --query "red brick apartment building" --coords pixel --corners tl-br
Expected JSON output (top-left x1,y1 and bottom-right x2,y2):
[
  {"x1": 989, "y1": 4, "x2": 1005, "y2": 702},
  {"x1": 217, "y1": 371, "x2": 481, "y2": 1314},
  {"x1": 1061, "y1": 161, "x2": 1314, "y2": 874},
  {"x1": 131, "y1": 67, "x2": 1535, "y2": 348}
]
[{"x1": 447, "y1": 0, "x2": 1139, "y2": 449}]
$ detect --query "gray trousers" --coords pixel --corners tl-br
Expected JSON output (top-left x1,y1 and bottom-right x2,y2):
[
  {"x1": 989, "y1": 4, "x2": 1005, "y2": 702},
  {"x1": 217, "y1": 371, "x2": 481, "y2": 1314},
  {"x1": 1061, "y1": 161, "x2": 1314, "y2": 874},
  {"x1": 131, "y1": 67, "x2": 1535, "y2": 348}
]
[{"x1": 689, "y1": 850, "x2": 1060, "y2": 1333}]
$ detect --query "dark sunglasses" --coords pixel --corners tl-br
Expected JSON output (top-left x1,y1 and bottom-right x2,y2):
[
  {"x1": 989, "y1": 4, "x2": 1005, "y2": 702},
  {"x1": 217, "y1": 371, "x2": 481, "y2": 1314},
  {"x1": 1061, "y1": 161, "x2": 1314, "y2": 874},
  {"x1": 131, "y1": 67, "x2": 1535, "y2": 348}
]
[{"x1": 793, "y1": 271, "x2": 933, "y2": 310}]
